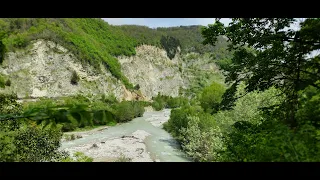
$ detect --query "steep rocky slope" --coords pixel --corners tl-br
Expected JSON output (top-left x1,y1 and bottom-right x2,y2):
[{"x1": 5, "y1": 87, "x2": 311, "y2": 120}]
[
  {"x1": 0, "y1": 39, "x2": 222, "y2": 101},
  {"x1": 118, "y1": 45, "x2": 186, "y2": 100},
  {"x1": 0, "y1": 39, "x2": 126, "y2": 100}
]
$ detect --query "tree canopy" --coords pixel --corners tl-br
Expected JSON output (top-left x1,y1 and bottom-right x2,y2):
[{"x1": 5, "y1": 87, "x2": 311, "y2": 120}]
[{"x1": 202, "y1": 18, "x2": 320, "y2": 127}]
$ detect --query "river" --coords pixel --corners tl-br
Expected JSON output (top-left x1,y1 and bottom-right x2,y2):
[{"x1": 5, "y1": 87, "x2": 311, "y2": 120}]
[{"x1": 60, "y1": 109, "x2": 192, "y2": 162}]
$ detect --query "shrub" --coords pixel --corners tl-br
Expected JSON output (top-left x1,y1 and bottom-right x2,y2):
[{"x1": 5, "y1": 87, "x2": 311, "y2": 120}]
[
  {"x1": 164, "y1": 105, "x2": 203, "y2": 138},
  {"x1": 134, "y1": 84, "x2": 140, "y2": 90},
  {"x1": 221, "y1": 117, "x2": 320, "y2": 162},
  {"x1": 101, "y1": 93, "x2": 118, "y2": 104},
  {"x1": 0, "y1": 120, "x2": 68, "y2": 162},
  {"x1": 61, "y1": 123, "x2": 77, "y2": 132},
  {"x1": 70, "y1": 70, "x2": 80, "y2": 85},
  {"x1": 0, "y1": 93, "x2": 22, "y2": 114},
  {"x1": 151, "y1": 93, "x2": 167, "y2": 111},
  {"x1": 167, "y1": 96, "x2": 189, "y2": 108},
  {"x1": 151, "y1": 94, "x2": 188, "y2": 111},
  {"x1": 93, "y1": 110, "x2": 116, "y2": 125},
  {"x1": 180, "y1": 116, "x2": 225, "y2": 162},
  {"x1": 132, "y1": 101, "x2": 145, "y2": 117},
  {"x1": 113, "y1": 101, "x2": 145, "y2": 123},
  {"x1": 5, "y1": 79, "x2": 11, "y2": 86},
  {"x1": 113, "y1": 101, "x2": 135, "y2": 123},
  {"x1": 152, "y1": 101, "x2": 165, "y2": 111},
  {"x1": 12, "y1": 34, "x2": 28, "y2": 48}
]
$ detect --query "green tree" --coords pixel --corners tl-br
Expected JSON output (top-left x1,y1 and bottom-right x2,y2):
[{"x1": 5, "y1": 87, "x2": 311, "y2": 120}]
[
  {"x1": 202, "y1": 18, "x2": 320, "y2": 127},
  {"x1": 160, "y1": 35, "x2": 181, "y2": 59},
  {"x1": 199, "y1": 82, "x2": 225, "y2": 114}
]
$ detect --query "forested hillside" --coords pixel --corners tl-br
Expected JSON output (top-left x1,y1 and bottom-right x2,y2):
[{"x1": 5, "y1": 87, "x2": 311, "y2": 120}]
[
  {"x1": 1, "y1": 18, "x2": 318, "y2": 163},
  {"x1": 120, "y1": 25, "x2": 229, "y2": 58}
]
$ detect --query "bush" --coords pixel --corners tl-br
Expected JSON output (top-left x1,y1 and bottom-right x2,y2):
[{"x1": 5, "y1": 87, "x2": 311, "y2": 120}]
[
  {"x1": 5, "y1": 79, "x2": 11, "y2": 86},
  {"x1": 0, "y1": 93, "x2": 68, "y2": 163},
  {"x1": 152, "y1": 101, "x2": 165, "y2": 111},
  {"x1": 167, "y1": 96, "x2": 189, "y2": 108},
  {"x1": 151, "y1": 94, "x2": 188, "y2": 111},
  {"x1": 13, "y1": 124, "x2": 67, "y2": 162},
  {"x1": 61, "y1": 122, "x2": 77, "y2": 132},
  {"x1": 93, "y1": 110, "x2": 115, "y2": 125},
  {"x1": 114, "y1": 101, "x2": 134, "y2": 122},
  {"x1": 0, "y1": 93, "x2": 22, "y2": 114},
  {"x1": 132, "y1": 101, "x2": 145, "y2": 117},
  {"x1": 212, "y1": 85, "x2": 284, "y2": 131},
  {"x1": 70, "y1": 70, "x2": 80, "y2": 85},
  {"x1": 180, "y1": 116, "x2": 225, "y2": 162},
  {"x1": 164, "y1": 105, "x2": 203, "y2": 138},
  {"x1": 151, "y1": 93, "x2": 167, "y2": 111},
  {"x1": 113, "y1": 101, "x2": 145, "y2": 123},
  {"x1": 101, "y1": 93, "x2": 118, "y2": 104},
  {"x1": 12, "y1": 34, "x2": 28, "y2": 48},
  {"x1": 221, "y1": 117, "x2": 320, "y2": 162},
  {"x1": 134, "y1": 84, "x2": 140, "y2": 90}
]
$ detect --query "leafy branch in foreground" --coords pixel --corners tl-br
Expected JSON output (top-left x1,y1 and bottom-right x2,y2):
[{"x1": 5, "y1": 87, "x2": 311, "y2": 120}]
[{"x1": 202, "y1": 18, "x2": 320, "y2": 127}]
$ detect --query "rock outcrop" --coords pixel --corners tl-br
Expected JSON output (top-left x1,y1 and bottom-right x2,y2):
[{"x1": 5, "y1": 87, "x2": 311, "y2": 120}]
[
  {"x1": 0, "y1": 40, "x2": 210, "y2": 101},
  {"x1": 0, "y1": 39, "x2": 125, "y2": 100},
  {"x1": 118, "y1": 45, "x2": 186, "y2": 100}
]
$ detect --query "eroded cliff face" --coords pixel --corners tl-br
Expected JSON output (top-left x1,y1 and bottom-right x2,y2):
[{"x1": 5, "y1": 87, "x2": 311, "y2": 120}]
[
  {"x1": 0, "y1": 40, "x2": 211, "y2": 101},
  {"x1": 0, "y1": 39, "x2": 126, "y2": 100},
  {"x1": 118, "y1": 45, "x2": 186, "y2": 100}
]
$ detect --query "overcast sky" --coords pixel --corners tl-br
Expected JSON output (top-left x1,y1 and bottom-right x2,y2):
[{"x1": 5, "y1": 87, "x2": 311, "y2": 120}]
[{"x1": 102, "y1": 18, "x2": 232, "y2": 28}]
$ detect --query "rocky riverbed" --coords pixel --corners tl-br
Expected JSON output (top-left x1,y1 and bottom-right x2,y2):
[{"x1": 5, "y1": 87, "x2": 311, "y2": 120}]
[{"x1": 60, "y1": 109, "x2": 191, "y2": 162}]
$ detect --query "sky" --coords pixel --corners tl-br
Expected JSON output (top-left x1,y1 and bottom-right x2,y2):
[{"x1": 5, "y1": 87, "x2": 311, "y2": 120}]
[{"x1": 102, "y1": 18, "x2": 232, "y2": 28}]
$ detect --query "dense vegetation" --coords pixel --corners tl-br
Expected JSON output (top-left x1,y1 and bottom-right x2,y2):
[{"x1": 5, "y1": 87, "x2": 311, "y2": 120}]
[
  {"x1": 0, "y1": 93, "x2": 69, "y2": 162},
  {"x1": 165, "y1": 18, "x2": 320, "y2": 162},
  {"x1": 21, "y1": 94, "x2": 147, "y2": 132},
  {"x1": 0, "y1": 91, "x2": 148, "y2": 161},
  {"x1": 151, "y1": 93, "x2": 189, "y2": 111},
  {"x1": 120, "y1": 25, "x2": 229, "y2": 55},
  {"x1": 0, "y1": 18, "x2": 136, "y2": 89}
]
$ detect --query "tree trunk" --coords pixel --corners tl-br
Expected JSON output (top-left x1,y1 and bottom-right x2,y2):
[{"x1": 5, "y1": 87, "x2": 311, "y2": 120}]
[{"x1": 288, "y1": 50, "x2": 303, "y2": 129}]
